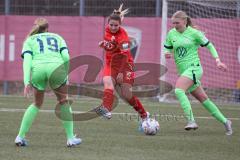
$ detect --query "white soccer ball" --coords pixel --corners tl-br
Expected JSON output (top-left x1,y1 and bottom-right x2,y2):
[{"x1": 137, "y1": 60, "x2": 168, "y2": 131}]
[{"x1": 141, "y1": 118, "x2": 160, "y2": 135}]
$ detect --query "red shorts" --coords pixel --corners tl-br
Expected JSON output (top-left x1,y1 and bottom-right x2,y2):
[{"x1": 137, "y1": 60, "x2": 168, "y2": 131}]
[{"x1": 103, "y1": 63, "x2": 135, "y2": 85}]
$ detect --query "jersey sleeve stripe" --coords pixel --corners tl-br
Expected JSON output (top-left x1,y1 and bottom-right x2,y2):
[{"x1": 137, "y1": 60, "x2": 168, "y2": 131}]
[
  {"x1": 21, "y1": 51, "x2": 33, "y2": 58},
  {"x1": 200, "y1": 41, "x2": 210, "y2": 47},
  {"x1": 60, "y1": 47, "x2": 68, "y2": 54},
  {"x1": 164, "y1": 45, "x2": 173, "y2": 49}
]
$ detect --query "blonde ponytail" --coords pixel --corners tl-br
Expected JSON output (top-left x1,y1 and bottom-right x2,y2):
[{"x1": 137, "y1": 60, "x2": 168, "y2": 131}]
[
  {"x1": 186, "y1": 16, "x2": 193, "y2": 27},
  {"x1": 26, "y1": 18, "x2": 49, "y2": 38},
  {"x1": 113, "y1": 3, "x2": 129, "y2": 22}
]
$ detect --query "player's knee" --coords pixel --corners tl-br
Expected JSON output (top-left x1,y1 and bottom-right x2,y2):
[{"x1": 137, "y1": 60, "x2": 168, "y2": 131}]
[
  {"x1": 33, "y1": 102, "x2": 43, "y2": 108},
  {"x1": 198, "y1": 94, "x2": 208, "y2": 103},
  {"x1": 120, "y1": 85, "x2": 132, "y2": 100},
  {"x1": 58, "y1": 98, "x2": 72, "y2": 105},
  {"x1": 175, "y1": 88, "x2": 185, "y2": 96},
  {"x1": 103, "y1": 77, "x2": 114, "y2": 89},
  {"x1": 104, "y1": 85, "x2": 114, "y2": 90},
  {"x1": 104, "y1": 81, "x2": 114, "y2": 89},
  {"x1": 121, "y1": 92, "x2": 132, "y2": 101}
]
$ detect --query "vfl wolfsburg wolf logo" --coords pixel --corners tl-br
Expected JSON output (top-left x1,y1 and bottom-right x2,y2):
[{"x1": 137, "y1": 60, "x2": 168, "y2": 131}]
[{"x1": 176, "y1": 47, "x2": 187, "y2": 58}]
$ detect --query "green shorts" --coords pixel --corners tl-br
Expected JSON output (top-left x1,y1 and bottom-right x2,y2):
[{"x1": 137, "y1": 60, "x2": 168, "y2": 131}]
[
  {"x1": 180, "y1": 65, "x2": 203, "y2": 93},
  {"x1": 31, "y1": 62, "x2": 67, "y2": 91}
]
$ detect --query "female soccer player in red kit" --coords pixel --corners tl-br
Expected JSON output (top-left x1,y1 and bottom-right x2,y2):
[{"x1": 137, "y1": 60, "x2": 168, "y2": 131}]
[{"x1": 96, "y1": 4, "x2": 148, "y2": 123}]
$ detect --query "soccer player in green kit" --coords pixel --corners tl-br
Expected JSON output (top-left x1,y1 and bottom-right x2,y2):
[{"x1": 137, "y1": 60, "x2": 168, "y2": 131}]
[
  {"x1": 15, "y1": 18, "x2": 82, "y2": 146},
  {"x1": 164, "y1": 11, "x2": 232, "y2": 135}
]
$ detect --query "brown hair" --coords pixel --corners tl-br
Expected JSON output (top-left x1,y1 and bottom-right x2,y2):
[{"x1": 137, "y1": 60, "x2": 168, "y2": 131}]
[
  {"x1": 172, "y1": 10, "x2": 194, "y2": 27},
  {"x1": 108, "y1": 3, "x2": 129, "y2": 24},
  {"x1": 27, "y1": 18, "x2": 49, "y2": 38}
]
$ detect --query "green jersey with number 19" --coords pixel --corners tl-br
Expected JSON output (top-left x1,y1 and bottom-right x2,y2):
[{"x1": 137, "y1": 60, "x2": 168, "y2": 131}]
[{"x1": 21, "y1": 32, "x2": 68, "y2": 65}]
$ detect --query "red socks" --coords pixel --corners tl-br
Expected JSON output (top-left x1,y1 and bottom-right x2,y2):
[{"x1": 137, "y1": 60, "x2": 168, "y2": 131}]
[
  {"x1": 102, "y1": 89, "x2": 147, "y2": 119},
  {"x1": 128, "y1": 96, "x2": 147, "y2": 119},
  {"x1": 102, "y1": 89, "x2": 114, "y2": 111}
]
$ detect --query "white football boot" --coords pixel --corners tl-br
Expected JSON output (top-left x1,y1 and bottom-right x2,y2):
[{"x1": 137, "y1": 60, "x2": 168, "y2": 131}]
[
  {"x1": 94, "y1": 105, "x2": 112, "y2": 119},
  {"x1": 15, "y1": 135, "x2": 28, "y2": 147},
  {"x1": 184, "y1": 121, "x2": 199, "y2": 131},
  {"x1": 224, "y1": 119, "x2": 233, "y2": 136},
  {"x1": 139, "y1": 112, "x2": 150, "y2": 132},
  {"x1": 67, "y1": 135, "x2": 82, "y2": 147}
]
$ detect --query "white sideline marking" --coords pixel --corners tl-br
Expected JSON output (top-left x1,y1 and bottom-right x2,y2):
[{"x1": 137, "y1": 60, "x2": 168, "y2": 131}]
[{"x1": 0, "y1": 108, "x2": 239, "y2": 121}]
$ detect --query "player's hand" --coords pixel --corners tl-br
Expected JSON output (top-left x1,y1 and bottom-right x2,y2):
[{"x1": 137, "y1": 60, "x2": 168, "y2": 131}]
[
  {"x1": 98, "y1": 40, "x2": 117, "y2": 51},
  {"x1": 24, "y1": 84, "x2": 32, "y2": 98},
  {"x1": 98, "y1": 41, "x2": 105, "y2": 48},
  {"x1": 116, "y1": 73, "x2": 124, "y2": 84},
  {"x1": 216, "y1": 58, "x2": 227, "y2": 72},
  {"x1": 165, "y1": 54, "x2": 172, "y2": 59}
]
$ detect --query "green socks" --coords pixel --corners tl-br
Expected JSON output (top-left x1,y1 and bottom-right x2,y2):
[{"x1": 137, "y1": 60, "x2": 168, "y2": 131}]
[
  {"x1": 18, "y1": 104, "x2": 39, "y2": 138},
  {"x1": 60, "y1": 104, "x2": 74, "y2": 139},
  {"x1": 18, "y1": 103, "x2": 74, "y2": 139},
  {"x1": 202, "y1": 99, "x2": 227, "y2": 124},
  {"x1": 175, "y1": 88, "x2": 227, "y2": 124},
  {"x1": 175, "y1": 88, "x2": 195, "y2": 122}
]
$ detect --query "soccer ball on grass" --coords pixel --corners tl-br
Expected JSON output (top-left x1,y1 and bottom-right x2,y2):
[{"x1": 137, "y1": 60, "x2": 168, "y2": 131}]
[{"x1": 141, "y1": 118, "x2": 160, "y2": 135}]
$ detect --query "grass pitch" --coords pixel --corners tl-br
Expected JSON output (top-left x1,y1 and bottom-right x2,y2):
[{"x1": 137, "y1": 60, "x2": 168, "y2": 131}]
[{"x1": 0, "y1": 95, "x2": 239, "y2": 160}]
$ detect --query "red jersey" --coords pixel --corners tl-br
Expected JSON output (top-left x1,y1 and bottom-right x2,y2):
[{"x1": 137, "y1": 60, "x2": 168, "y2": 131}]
[{"x1": 104, "y1": 26, "x2": 133, "y2": 67}]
